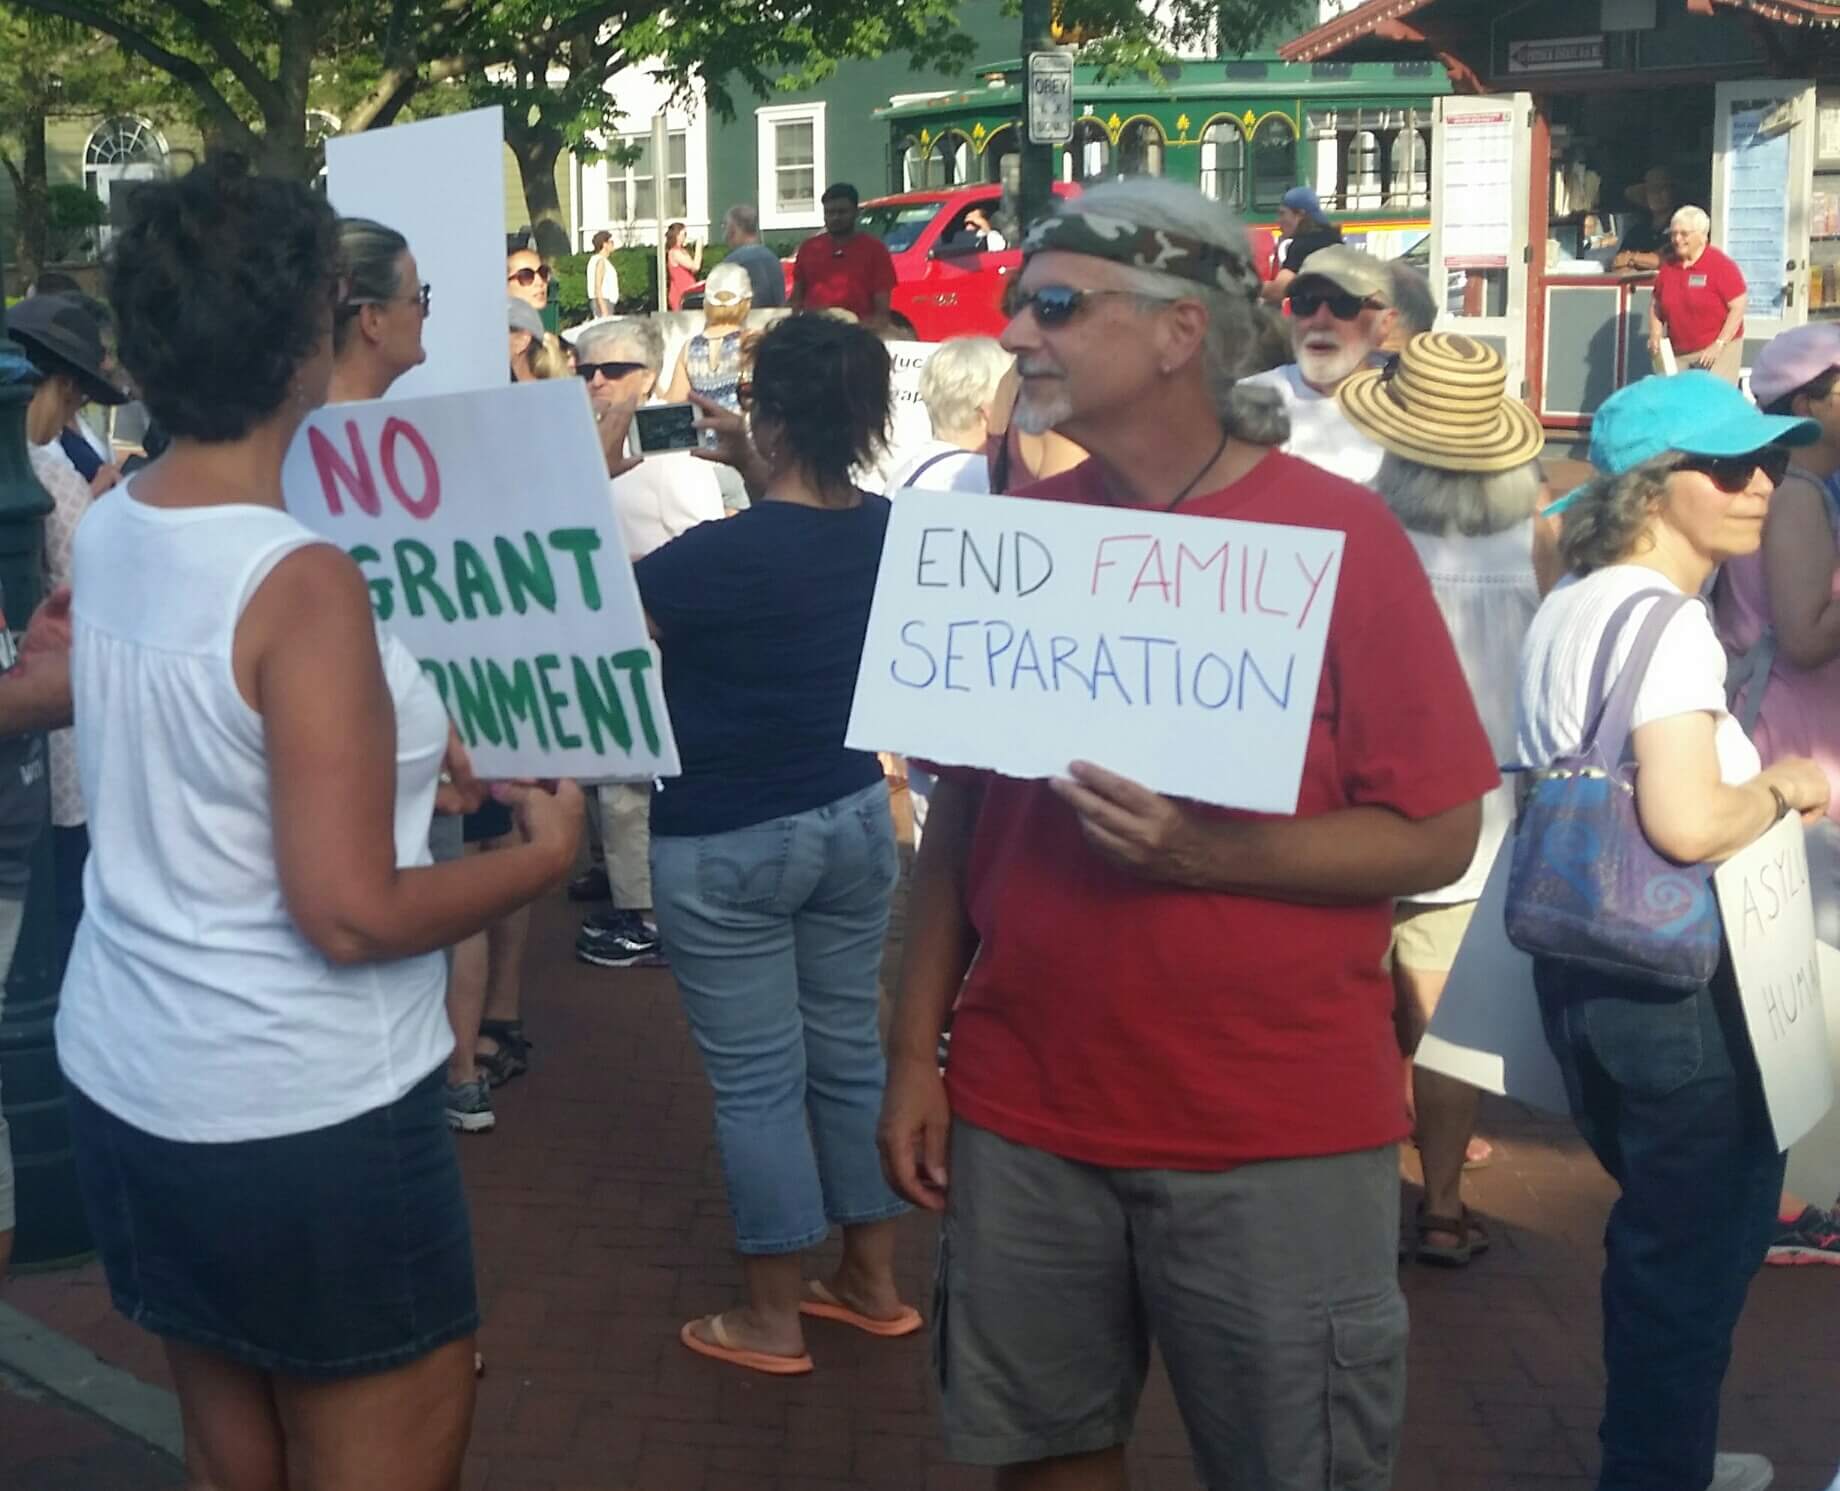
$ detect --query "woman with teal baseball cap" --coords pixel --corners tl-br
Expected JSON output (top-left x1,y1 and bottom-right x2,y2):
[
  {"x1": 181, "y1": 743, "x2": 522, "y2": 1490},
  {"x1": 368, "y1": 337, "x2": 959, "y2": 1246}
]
[{"x1": 1516, "y1": 369, "x2": 1828, "y2": 1491}]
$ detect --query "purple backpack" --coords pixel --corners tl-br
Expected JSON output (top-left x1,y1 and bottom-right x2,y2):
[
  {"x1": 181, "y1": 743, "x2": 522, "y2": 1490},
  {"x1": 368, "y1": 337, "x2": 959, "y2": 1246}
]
[{"x1": 1504, "y1": 588, "x2": 1723, "y2": 990}]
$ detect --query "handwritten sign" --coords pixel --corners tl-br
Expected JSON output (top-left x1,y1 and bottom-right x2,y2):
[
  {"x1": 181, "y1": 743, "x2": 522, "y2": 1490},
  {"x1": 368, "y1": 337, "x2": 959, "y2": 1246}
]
[
  {"x1": 884, "y1": 340, "x2": 939, "y2": 454},
  {"x1": 281, "y1": 379, "x2": 679, "y2": 783},
  {"x1": 326, "y1": 107, "x2": 509, "y2": 397},
  {"x1": 1716, "y1": 814, "x2": 1834, "y2": 1150},
  {"x1": 845, "y1": 489, "x2": 1343, "y2": 813},
  {"x1": 1417, "y1": 844, "x2": 1572, "y2": 1114}
]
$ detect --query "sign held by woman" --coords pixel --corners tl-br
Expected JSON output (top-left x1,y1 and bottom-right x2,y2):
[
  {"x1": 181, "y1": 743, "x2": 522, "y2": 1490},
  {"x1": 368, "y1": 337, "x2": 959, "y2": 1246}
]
[{"x1": 282, "y1": 379, "x2": 679, "y2": 783}]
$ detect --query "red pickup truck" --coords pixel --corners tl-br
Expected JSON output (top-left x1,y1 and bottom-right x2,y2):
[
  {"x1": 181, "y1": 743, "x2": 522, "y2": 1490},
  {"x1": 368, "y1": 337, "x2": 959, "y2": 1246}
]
[
  {"x1": 850, "y1": 182, "x2": 1080, "y2": 341},
  {"x1": 695, "y1": 181, "x2": 1279, "y2": 340}
]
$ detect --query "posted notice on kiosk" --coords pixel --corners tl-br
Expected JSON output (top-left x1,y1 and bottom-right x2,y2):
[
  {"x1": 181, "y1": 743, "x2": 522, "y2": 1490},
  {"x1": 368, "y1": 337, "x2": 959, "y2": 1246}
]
[
  {"x1": 846, "y1": 489, "x2": 1344, "y2": 813},
  {"x1": 281, "y1": 379, "x2": 679, "y2": 784}
]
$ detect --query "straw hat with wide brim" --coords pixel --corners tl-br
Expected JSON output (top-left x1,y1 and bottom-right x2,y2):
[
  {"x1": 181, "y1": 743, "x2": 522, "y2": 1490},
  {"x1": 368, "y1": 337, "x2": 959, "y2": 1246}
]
[{"x1": 1336, "y1": 332, "x2": 1544, "y2": 474}]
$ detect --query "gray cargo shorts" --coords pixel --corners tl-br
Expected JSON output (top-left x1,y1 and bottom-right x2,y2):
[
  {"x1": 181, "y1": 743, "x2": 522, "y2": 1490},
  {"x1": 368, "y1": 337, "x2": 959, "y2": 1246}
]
[{"x1": 934, "y1": 1120, "x2": 1407, "y2": 1489}]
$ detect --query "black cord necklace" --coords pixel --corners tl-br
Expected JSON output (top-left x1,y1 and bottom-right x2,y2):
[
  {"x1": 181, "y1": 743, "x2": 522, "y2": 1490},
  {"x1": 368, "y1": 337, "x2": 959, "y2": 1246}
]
[{"x1": 1162, "y1": 426, "x2": 1231, "y2": 510}]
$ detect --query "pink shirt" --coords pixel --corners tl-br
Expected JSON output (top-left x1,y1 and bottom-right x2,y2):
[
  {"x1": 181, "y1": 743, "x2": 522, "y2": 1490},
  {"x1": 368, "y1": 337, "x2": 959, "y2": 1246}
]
[{"x1": 1714, "y1": 468, "x2": 1840, "y2": 823}]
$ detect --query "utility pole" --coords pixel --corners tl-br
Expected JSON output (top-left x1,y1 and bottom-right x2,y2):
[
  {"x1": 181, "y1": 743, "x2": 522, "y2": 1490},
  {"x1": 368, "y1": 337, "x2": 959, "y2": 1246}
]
[{"x1": 1018, "y1": 0, "x2": 1057, "y2": 234}]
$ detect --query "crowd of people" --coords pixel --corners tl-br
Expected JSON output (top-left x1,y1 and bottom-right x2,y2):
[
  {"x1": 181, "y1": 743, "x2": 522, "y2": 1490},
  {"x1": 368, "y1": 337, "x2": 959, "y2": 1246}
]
[{"x1": 0, "y1": 147, "x2": 1837, "y2": 1491}]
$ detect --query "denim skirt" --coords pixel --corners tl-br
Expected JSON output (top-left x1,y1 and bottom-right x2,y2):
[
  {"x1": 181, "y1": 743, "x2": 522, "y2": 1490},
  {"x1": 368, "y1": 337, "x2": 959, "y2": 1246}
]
[{"x1": 67, "y1": 1067, "x2": 478, "y2": 1378}]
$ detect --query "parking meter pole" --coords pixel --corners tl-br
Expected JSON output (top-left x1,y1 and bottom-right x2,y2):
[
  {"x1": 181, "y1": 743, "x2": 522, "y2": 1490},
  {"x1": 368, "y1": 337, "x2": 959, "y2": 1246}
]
[
  {"x1": 0, "y1": 380, "x2": 89, "y2": 1269},
  {"x1": 1019, "y1": 0, "x2": 1056, "y2": 235}
]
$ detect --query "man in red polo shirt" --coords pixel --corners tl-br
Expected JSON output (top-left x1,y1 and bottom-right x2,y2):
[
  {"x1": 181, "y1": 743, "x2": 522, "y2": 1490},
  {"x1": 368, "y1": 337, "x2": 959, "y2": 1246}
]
[
  {"x1": 878, "y1": 178, "x2": 1499, "y2": 1490},
  {"x1": 790, "y1": 182, "x2": 896, "y2": 330}
]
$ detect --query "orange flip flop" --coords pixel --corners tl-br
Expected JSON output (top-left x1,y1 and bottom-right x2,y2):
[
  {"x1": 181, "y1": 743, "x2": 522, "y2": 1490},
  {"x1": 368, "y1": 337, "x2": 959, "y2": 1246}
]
[
  {"x1": 679, "y1": 1315, "x2": 813, "y2": 1376},
  {"x1": 798, "y1": 1281, "x2": 924, "y2": 1338}
]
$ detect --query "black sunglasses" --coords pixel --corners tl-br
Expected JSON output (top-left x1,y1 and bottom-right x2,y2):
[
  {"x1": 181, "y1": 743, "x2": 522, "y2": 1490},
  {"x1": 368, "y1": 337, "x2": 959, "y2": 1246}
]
[
  {"x1": 1002, "y1": 283, "x2": 1141, "y2": 327},
  {"x1": 1287, "y1": 286, "x2": 1381, "y2": 321},
  {"x1": 508, "y1": 264, "x2": 554, "y2": 287},
  {"x1": 1676, "y1": 448, "x2": 1792, "y2": 491},
  {"x1": 577, "y1": 360, "x2": 647, "y2": 382}
]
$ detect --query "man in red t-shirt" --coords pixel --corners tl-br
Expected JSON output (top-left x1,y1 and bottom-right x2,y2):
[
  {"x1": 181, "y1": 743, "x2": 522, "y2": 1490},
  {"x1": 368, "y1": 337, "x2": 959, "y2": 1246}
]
[
  {"x1": 790, "y1": 182, "x2": 896, "y2": 330},
  {"x1": 1649, "y1": 205, "x2": 1747, "y2": 381},
  {"x1": 878, "y1": 180, "x2": 1499, "y2": 1490}
]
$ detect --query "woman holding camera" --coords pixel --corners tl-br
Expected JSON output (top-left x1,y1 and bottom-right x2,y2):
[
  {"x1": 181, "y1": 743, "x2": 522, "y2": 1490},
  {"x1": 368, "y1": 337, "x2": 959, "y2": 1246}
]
[{"x1": 636, "y1": 315, "x2": 916, "y2": 1375}]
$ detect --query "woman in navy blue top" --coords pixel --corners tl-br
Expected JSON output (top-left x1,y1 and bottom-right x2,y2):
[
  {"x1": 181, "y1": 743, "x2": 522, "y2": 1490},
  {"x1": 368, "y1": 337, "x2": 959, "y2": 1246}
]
[{"x1": 636, "y1": 316, "x2": 918, "y2": 1375}]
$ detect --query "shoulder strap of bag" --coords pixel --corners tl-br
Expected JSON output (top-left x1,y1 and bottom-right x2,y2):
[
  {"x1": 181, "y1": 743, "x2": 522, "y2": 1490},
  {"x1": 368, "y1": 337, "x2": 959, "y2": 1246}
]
[
  {"x1": 905, "y1": 448, "x2": 963, "y2": 487},
  {"x1": 1580, "y1": 588, "x2": 1696, "y2": 760}
]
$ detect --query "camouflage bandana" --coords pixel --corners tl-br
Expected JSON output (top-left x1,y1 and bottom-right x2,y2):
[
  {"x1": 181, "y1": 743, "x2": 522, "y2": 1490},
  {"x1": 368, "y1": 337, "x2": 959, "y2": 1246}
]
[{"x1": 1021, "y1": 210, "x2": 1262, "y2": 302}]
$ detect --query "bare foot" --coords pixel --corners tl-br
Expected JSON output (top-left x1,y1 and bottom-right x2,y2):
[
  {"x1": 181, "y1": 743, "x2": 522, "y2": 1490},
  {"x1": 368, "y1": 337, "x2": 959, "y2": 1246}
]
[{"x1": 685, "y1": 1307, "x2": 805, "y2": 1360}]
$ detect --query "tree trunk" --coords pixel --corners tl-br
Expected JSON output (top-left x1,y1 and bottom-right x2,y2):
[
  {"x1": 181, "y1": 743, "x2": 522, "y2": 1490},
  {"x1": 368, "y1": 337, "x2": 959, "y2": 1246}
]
[
  {"x1": 508, "y1": 123, "x2": 572, "y2": 261},
  {"x1": 7, "y1": 105, "x2": 50, "y2": 286}
]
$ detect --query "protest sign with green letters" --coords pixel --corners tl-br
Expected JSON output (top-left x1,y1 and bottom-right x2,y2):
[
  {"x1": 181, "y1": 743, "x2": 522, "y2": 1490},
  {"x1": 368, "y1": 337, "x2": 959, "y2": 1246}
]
[{"x1": 282, "y1": 379, "x2": 679, "y2": 783}]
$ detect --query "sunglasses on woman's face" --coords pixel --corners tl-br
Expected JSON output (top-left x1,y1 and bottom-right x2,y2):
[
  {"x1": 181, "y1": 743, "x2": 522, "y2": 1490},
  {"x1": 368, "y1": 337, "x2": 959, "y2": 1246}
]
[
  {"x1": 508, "y1": 264, "x2": 554, "y2": 287},
  {"x1": 1676, "y1": 448, "x2": 1792, "y2": 492},
  {"x1": 577, "y1": 361, "x2": 647, "y2": 382},
  {"x1": 1287, "y1": 287, "x2": 1380, "y2": 321}
]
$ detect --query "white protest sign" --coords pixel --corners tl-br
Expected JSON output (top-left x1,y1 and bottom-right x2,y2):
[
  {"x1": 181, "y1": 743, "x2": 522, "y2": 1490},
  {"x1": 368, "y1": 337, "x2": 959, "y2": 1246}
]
[
  {"x1": 326, "y1": 107, "x2": 508, "y2": 398},
  {"x1": 1786, "y1": 942, "x2": 1840, "y2": 1204},
  {"x1": 1417, "y1": 844, "x2": 1572, "y2": 1114},
  {"x1": 845, "y1": 490, "x2": 1343, "y2": 812},
  {"x1": 281, "y1": 379, "x2": 679, "y2": 783},
  {"x1": 884, "y1": 340, "x2": 939, "y2": 453},
  {"x1": 1716, "y1": 813, "x2": 1834, "y2": 1151}
]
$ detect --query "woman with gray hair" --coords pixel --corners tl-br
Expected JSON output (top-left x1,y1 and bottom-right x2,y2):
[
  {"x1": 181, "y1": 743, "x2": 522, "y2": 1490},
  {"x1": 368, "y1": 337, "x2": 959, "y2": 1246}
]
[
  {"x1": 880, "y1": 335, "x2": 1012, "y2": 494},
  {"x1": 1516, "y1": 371, "x2": 1826, "y2": 1491},
  {"x1": 1337, "y1": 332, "x2": 1547, "y2": 1266},
  {"x1": 1650, "y1": 205, "x2": 1747, "y2": 381}
]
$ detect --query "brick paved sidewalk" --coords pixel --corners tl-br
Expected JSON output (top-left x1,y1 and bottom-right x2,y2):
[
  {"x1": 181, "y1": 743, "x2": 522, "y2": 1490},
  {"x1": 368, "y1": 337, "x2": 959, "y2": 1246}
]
[
  {"x1": 0, "y1": 1360, "x2": 180, "y2": 1491},
  {"x1": 7, "y1": 875, "x2": 1840, "y2": 1489}
]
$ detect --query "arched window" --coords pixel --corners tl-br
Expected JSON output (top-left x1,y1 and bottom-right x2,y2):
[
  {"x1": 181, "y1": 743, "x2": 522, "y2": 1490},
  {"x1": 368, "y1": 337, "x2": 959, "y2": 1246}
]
[
  {"x1": 899, "y1": 137, "x2": 926, "y2": 192},
  {"x1": 1345, "y1": 128, "x2": 1382, "y2": 209},
  {"x1": 84, "y1": 117, "x2": 168, "y2": 251},
  {"x1": 930, "y1": 131, "x2": 973, "y2": 188},
  {"x1": 1388, "y1": 126, "x2": 1432, "y2": 208},
  {"x1": 1117, "y1": 119, "x2": 1165, "y2": 178},
  {"x1": 1251, "y1": 116, "x2": 1297, "y2": 210},
  {"x1": 1063, "y1": 118, "x2": 1111, "y2": 184},
  {"x1": 84, "y1": 116, "x2": 167, "y2": 190},
  {"x1": 982, "y1": 125, "x2": 1018, "y2": 185},
  {"x1": 1200, "y1": 119, "x2": 1246, "y2": 207}
]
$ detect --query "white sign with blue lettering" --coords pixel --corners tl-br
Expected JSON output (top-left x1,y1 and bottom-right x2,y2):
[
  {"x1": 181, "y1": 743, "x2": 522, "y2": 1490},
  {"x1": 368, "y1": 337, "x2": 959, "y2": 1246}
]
[{"x1": 846, "y1": 489, "x2": 1344, "y2": 813}]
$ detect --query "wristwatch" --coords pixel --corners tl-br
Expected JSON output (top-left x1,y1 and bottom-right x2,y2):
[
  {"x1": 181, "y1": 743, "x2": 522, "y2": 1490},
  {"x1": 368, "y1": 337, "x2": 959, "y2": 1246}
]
[{"x1": 1770, "y1": 785, "x2": 1791, "y2": 822}]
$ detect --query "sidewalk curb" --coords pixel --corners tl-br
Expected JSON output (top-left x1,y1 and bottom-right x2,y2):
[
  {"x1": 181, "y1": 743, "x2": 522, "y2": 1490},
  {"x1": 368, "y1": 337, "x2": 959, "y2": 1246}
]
[{"x1": 0, "y1": 1300, "x2": 183, "y2": 1459}]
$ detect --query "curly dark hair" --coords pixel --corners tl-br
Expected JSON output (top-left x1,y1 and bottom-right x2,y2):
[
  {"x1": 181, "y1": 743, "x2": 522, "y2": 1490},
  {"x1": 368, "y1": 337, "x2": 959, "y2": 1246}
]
[
  {"x1": 750, "y1": 315, "x2": 891, "y2": 489},
  {"x1": 106, "y1": 154, "x2": 340, "y2": 443}
]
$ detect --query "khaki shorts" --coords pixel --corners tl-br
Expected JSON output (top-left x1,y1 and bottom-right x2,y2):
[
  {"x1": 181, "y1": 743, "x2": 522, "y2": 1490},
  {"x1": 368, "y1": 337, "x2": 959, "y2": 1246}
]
[
  {"x1": 934, "y1": 1120, "x2": 1406, "y2": 1485},
  {"x1": 1389, "y1": 899, "x2": 1477, "y2": 975}
]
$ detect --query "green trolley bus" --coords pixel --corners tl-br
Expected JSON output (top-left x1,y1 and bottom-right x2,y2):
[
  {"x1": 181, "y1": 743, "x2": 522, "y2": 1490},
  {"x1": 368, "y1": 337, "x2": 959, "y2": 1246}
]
[{"x1": 878, "y1": 53, "x2": 1451, "y2": 262}]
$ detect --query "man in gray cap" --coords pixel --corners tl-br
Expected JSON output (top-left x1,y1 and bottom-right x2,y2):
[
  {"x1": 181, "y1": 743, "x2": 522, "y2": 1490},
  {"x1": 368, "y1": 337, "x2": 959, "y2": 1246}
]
[{"x1": 1244, "y1": 243, "x2": 1397, "y2": 486}]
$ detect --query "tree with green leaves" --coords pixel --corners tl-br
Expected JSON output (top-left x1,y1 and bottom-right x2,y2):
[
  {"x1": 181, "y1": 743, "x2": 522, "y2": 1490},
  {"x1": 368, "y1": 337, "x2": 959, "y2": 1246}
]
[
  {"x1": 0, "y1": 5, "x2": 171, "y2": 281},
  {"x1": 0, "y1": 0, "x2": 1322, "y2": 256},
  {"x1": 0, "y1": 0, "x2": 476, "y2": 178},
  {"x1": 460, "y1": 3, "x2": 977, "y2": 258}
]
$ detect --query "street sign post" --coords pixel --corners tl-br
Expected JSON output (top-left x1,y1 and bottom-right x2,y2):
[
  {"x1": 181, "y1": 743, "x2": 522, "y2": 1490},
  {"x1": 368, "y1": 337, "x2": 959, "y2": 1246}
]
[{"x1": 1027, "y1": 51, "x2": 1075, "y2": 145}]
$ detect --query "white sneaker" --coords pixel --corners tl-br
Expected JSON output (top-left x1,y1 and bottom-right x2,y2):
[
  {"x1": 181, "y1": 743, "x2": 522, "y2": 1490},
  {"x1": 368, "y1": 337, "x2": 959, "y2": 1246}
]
[{"x1": 1711, "y1": 1454, "x2": 1774, "y2": 1491}]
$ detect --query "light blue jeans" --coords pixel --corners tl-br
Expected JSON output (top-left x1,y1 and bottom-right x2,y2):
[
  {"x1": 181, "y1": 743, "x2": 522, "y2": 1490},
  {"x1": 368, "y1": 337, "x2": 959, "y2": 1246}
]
[{"x1": 651, "y1": 780, "x2": 906, "y2": 1254}]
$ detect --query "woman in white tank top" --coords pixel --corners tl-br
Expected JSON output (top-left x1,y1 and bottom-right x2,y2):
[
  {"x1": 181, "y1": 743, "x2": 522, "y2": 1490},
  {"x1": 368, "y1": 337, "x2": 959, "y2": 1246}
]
[{"x1": 55, "y1": 156, "x2": 582, "y2": 1489}]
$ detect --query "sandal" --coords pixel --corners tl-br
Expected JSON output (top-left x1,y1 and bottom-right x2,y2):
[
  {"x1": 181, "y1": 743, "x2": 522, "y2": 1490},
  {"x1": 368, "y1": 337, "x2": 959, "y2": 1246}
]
[
  {"x1": 679, "y1": 1314, "x2": 813, "y2": 1376},
  {"x1": 475, "y1": 1019, "x2": 531, "y2": 1087},
  {"x1": 1416, "y1": 1205, "x2": 1491, "y2": 1268}
]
